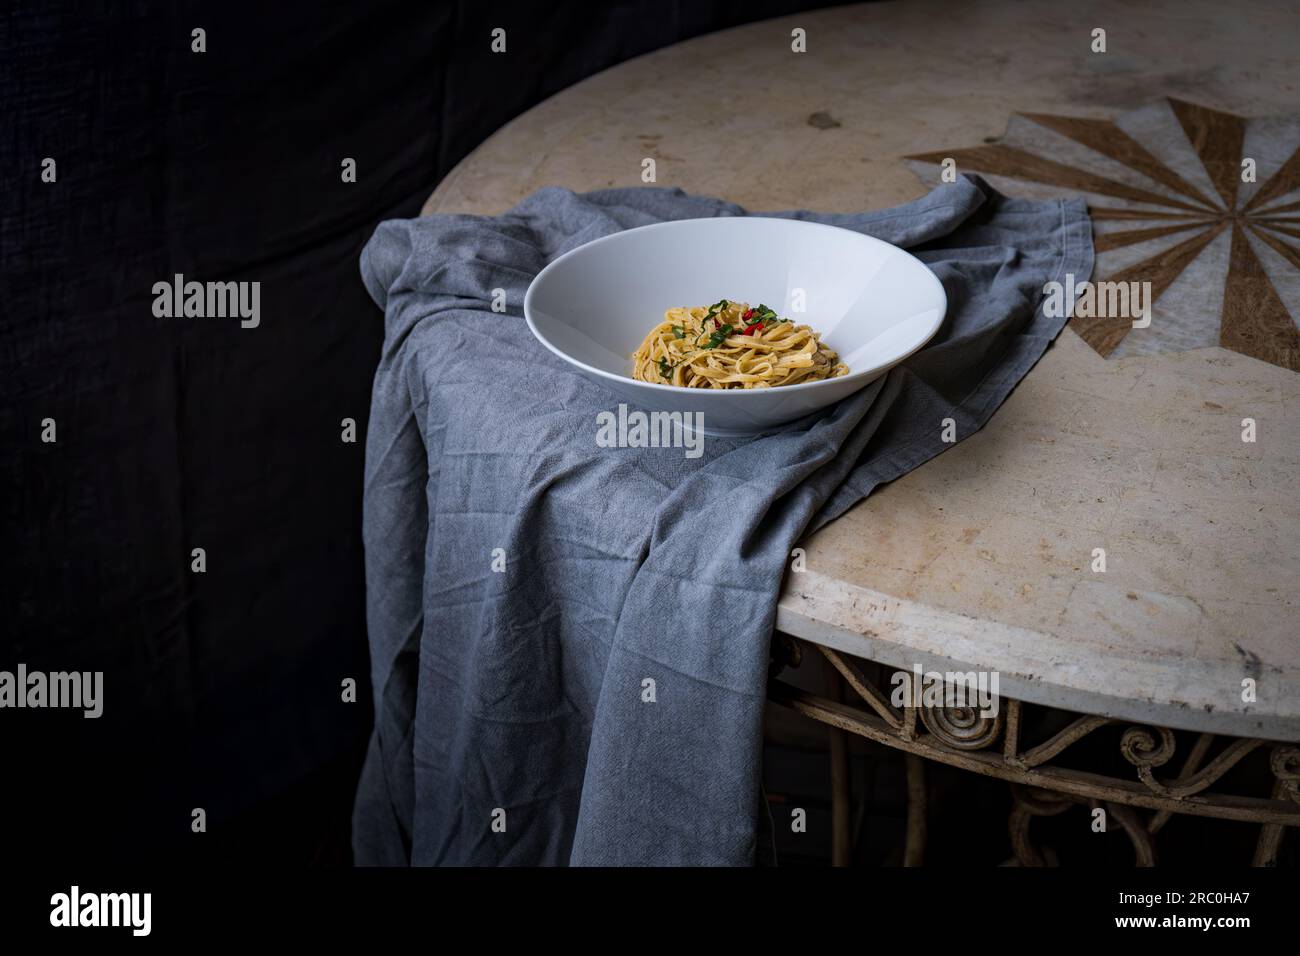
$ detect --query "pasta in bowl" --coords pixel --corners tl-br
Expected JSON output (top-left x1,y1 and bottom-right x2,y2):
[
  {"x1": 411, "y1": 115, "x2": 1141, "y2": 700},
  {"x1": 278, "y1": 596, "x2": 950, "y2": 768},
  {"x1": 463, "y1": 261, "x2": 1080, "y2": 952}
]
[
  {"x1": 632, "y1": 300, "x2": 848, "y2": 389},
  {"x1": 524, "y1": 216, "x2": 946, "y2": 436}
]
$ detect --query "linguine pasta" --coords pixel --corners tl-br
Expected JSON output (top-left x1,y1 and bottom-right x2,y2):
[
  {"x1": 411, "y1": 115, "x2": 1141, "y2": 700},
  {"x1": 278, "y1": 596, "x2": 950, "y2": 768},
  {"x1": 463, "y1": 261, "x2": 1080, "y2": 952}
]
[{"x1": 631, "y1": 299, "x2": 848, "y2": 389}]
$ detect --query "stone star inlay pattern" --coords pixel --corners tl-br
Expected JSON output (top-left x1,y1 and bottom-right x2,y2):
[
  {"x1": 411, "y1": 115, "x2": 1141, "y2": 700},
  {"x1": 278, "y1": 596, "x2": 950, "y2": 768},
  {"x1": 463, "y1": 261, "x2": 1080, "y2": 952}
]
[{"x1": 906, "y1": 99, "x2": 1300, "y2": 372}]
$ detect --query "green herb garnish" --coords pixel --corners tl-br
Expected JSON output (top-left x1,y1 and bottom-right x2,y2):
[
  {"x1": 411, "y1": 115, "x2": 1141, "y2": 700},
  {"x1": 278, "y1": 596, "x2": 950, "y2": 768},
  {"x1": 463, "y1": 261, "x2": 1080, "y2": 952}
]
[
  {"x1": 658, "y1": 357, "x2": 674, "y2": 380},
  {"x1": 671, "y1": 325, "x2": 685, "y2": 339},
  {"x1": 703, "y1": 299, "x2": 731, "y2": 326},
  {"x1": 705, "y1": 324, "x2": 734, "y2": 348}
]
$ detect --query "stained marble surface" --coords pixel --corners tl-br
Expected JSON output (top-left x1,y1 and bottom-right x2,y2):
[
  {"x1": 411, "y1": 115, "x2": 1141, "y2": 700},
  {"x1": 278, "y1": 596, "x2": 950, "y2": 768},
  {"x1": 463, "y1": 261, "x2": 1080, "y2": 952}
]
[{"x1": 420, "y1": 0, "x2": 1300, "y2": 737}]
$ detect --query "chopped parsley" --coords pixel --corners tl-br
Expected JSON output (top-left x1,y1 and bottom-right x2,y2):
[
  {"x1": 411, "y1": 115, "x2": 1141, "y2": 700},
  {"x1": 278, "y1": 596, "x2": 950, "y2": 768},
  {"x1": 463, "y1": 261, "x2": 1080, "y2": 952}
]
[
  {"x1": 657, "y1": 357, "x2": 674, "y2": 380},
  {"x1": 671, "y1": 325, "x2": 685, "y2": 339}
]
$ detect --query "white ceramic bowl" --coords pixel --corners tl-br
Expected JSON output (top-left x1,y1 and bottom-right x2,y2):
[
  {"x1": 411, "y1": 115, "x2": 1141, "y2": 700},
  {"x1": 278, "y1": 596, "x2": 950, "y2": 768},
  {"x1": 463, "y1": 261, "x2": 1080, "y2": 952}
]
[{"x1": 524, "y1": 216, "x2": 946, "y2": 436}]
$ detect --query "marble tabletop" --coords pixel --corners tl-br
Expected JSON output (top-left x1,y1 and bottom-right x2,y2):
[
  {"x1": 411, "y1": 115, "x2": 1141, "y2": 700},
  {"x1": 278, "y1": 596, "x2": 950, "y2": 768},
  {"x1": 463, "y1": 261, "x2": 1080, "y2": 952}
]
[{"x1": 421, "y1": 0, "x2": 1300, "y2": 739}]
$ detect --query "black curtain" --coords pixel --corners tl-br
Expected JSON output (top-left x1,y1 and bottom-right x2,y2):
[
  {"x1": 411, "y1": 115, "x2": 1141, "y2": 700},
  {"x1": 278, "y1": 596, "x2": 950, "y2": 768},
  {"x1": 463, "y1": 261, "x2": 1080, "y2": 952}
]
[{"x1": 0, "y1": 0, "x2": 853, "y2": 862}]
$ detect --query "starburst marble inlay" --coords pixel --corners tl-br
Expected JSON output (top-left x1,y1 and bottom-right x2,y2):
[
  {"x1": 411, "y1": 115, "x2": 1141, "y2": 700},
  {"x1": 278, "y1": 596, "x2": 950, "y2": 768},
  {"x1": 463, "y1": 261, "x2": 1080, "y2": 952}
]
[{"x1": 906, "y1": 99, "x2": 1300, "y2": 372}]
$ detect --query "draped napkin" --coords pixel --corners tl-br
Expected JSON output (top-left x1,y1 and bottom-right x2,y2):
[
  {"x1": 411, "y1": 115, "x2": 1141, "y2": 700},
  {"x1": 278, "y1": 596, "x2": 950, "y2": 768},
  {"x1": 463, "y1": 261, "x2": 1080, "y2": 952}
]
[{"x1": 352, "y1": 176, "x2": 1092, "y2": 865}]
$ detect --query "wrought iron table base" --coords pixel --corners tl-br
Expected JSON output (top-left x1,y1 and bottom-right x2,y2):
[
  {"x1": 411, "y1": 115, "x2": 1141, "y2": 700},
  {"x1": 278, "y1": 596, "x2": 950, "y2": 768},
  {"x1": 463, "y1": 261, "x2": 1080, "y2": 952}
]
[{"x1": 769, "y1": 636, "x2": 1300, "y2": 866}]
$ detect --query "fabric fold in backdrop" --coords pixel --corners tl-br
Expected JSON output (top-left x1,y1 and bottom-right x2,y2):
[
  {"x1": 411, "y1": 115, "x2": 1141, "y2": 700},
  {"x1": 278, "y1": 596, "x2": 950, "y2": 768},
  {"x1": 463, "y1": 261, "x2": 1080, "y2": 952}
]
[{"x1": 352, "y1": 175, "x2": 1093, "y2": 866}]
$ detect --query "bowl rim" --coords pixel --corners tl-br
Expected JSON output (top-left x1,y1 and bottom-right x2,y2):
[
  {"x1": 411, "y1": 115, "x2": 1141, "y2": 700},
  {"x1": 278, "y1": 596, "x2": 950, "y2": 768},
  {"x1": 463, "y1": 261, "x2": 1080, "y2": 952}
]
[{"x1": 523, "y1": 215, "x2": 948, "y2": 397}]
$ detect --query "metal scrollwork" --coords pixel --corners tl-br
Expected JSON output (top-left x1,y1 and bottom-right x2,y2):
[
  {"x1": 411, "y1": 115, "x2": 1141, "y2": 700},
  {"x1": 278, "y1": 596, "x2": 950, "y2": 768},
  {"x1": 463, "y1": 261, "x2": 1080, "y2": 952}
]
[
  {"x1": 1272, "y1": 746, "x2": 1300, "y2": 803},
  {"x1": 919, "y1": 697, "x2": 1005, "y2": 751},
  {"x1": 767, "y1": 634, "x2": 1300, "y2": 865},
  {"x1": 1106, "y1": 801, "x2": 1158, "y2": 866},
  {"x1": 1007, "y1": 784, "x2": 1072, "y2": 866},
  {"x1": 1120, "y1": 726, "x2": 1264, "y2": 800},
  {"x1": 1121, "y1": 725, "x2": 1179, "y2": 794},
  {"x1": 1121, "y1": 725, "x2": 1177, "y2": 770}
]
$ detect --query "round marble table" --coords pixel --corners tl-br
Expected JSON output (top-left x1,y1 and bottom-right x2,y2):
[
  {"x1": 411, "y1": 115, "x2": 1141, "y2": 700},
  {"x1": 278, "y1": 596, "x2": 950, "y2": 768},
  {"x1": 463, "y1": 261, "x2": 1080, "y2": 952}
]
[{"x1": 422, "y1": 0, "x2": 1300, "y2": 862}]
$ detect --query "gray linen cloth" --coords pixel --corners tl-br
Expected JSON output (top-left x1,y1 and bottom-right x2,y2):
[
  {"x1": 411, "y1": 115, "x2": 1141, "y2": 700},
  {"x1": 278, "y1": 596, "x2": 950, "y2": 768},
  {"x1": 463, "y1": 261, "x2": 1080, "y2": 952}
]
[{"x1": 352, "y1": 175, "x2": 1093, "y2": 865}]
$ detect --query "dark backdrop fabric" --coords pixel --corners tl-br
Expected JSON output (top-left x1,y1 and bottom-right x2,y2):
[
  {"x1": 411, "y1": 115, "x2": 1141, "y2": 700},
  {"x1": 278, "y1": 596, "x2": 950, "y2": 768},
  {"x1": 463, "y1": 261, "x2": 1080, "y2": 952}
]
[{"x1": 0, "y1": 1, "x2": 854, "y2": 861}]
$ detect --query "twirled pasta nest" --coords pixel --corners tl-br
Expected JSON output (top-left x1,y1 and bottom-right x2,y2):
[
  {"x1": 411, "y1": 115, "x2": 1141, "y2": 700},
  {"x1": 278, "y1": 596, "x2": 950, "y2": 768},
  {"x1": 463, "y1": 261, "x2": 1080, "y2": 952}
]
[{"x1": 631, "y1": 300, "x2": 848, "y2": 389}]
